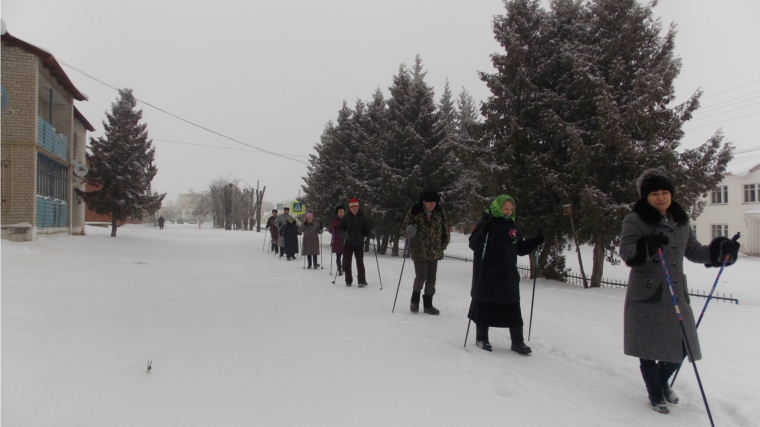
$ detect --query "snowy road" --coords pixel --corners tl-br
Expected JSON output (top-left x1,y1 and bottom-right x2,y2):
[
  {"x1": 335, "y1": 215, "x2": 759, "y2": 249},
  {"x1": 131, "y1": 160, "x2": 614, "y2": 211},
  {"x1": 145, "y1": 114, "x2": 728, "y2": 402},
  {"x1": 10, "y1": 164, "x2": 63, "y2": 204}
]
[{"x1": 2, "y1": 224, "x2": 758, "y2": 426}]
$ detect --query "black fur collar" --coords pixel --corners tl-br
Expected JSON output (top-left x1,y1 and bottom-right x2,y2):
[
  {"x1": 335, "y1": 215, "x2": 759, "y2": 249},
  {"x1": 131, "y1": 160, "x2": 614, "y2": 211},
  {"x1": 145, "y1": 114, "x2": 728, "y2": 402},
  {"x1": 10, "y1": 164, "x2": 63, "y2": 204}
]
[
  {"x1": 410, "y1": 201, "x2": 443, "y2": 215},
  {"x1": 632, "y1": 199, "x2": 688, "y2": 225}
]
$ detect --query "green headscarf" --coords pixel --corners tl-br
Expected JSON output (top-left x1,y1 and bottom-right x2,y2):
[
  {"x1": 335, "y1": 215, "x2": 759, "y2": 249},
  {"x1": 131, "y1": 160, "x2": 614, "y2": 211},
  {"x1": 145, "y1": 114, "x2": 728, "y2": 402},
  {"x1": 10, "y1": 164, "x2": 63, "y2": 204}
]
[{"x1": 486, "y1": 195, "x2": 516, "y2": 220}]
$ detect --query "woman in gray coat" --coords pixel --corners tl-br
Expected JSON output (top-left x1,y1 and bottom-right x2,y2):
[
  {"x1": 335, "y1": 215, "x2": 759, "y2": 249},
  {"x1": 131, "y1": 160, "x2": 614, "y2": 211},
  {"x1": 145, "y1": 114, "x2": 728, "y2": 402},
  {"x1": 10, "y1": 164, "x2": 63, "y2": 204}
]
[
  {"x1": 299, "y1": 213, "x2": 323, "y2": 269},
  {"x1": 619, "y1": 169, "x2": 740, "y2": 414}
]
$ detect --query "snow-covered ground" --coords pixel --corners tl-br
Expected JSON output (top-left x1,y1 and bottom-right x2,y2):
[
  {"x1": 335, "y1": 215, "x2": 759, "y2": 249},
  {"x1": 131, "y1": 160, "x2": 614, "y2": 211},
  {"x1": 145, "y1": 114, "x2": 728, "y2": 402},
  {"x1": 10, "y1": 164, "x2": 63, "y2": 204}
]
[{"x1": 2, "y1": 224, "x2": 758, "y2": 426}]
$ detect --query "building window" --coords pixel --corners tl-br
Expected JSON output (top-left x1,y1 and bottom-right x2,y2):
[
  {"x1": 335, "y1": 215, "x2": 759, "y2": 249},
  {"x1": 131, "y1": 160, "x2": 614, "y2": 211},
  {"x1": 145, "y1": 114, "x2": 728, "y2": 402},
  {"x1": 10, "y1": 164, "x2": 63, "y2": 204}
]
[
  {"x1": 37, "y1": 153, "x2": 67, "y2": 200},
  {"x1": 711, "y1": 224, "x2": 728, "y2": 239},
  {"x1": 744, "y1": 184, "x2": 758, "y2": 203},
  {"x1": 711, "y1": 186, "x2": 728, "y2": 204}
]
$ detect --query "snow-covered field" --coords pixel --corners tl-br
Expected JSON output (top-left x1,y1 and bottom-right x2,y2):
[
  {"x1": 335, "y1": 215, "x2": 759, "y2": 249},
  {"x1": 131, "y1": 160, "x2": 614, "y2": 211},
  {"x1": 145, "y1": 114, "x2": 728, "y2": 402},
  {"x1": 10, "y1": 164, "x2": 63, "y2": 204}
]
[{"x1": 2, "y1": 224, "x2": 759, "y2": 426}]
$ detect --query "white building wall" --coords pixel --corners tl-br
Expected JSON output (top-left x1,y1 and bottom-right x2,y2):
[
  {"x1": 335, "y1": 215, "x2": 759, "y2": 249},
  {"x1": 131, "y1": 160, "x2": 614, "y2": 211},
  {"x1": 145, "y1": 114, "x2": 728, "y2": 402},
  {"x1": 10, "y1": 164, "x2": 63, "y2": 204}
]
[{"x1": 692, "y1": 166, "x2": 760, "y2": 254}]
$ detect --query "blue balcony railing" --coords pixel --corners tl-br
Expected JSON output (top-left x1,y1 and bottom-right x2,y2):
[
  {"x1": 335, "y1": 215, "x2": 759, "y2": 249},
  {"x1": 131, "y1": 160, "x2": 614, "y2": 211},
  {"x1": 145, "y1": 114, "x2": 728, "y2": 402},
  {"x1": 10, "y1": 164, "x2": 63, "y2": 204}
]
[
  {"x1": 36, "y1": 195, "x2": 68, "y2": 228},
  {"x1": 37, "y1": 116, "x2": 69, "y2": 160}
]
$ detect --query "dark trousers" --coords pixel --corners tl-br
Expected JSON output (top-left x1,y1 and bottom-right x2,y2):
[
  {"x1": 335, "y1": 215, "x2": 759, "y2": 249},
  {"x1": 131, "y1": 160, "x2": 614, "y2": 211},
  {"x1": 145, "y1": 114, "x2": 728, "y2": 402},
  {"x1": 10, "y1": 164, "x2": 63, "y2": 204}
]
[
  {"x1": 335, "y1": 253, "x2": 343, "y2": 272},
  {"x1": 412, "y1": 260, "x2": 438, "y2": 296},
  {"x1": 308, "y1": 255, "x2": 318, "y2": 267},
  {"x1": 271, "y1": 241, "x2": 279, "y2": 253},
  {"x1": 343, "y1": 245, "x2": 365, "y2": 284},
  {"x1": 476, "y1": 324, "x2": 525, "y2": 344}
]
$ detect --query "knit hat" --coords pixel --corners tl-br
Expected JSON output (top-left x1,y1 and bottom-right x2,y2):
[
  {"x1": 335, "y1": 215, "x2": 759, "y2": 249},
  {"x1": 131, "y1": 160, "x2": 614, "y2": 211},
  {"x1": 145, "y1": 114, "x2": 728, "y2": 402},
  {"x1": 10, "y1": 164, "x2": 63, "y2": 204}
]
[
  {"x1": 305, "y1": 213, "x2": 313, "y2": 220},
  {"x1": 638, "y1": 168, "x2": 675, "y2": 199},
  {"x1": 419, "y1": 190, "x2": 441, "y2": 203},
  {"x1": 283, "y1": 206, "x2": 290, "y2": 211},
  {"x1": 349, "y1": 198, "x2": 360, "y2": 208},
  {"x1": 271, "y1": 209, "x2": 278, "y2": 213}
]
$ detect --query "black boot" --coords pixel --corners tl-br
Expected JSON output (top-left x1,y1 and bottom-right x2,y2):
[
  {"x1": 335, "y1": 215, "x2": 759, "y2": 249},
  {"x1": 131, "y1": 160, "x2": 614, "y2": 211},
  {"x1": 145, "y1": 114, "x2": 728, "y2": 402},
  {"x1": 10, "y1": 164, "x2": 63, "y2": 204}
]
[
  {"x1": 476, "y1": 324, "x2": 492, "y2": 351},
  {"x1": 640, "y1": 364, "x2": 669, "y2": 413},
  {"x1": 410, "y1": 291, "x2": 420, "y2": 313},
  {"x1": 658, "y1": 362, "x2": 680, "y2": 404},
  {"x1": 509, "y1": 326, "x2": 532, "y2": 355},
  {"x1": 422, "y1": 295, "x2": 439, "y2": 315}
]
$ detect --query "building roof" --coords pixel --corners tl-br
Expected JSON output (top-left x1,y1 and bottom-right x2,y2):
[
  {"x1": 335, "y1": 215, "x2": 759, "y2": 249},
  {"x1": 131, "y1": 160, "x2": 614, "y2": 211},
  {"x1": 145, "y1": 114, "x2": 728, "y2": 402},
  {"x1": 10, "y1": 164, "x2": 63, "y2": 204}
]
[
  {"x1": 73, "y1": 107, "x2": 95, "y2": 132},
  {"x1": 725, "y1": 147, "x2": 760, "y2": 176},
  {"x1": 1, "y1": 23, "x2": 88, "y2": 102}
]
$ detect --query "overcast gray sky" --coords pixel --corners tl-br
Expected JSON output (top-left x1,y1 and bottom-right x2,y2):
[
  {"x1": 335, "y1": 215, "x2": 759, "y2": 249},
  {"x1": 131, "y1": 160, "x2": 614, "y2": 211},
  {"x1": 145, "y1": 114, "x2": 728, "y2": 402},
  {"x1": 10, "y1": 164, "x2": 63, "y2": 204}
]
[{"x1": 3, "y1": 0, "x2": 759, "y2": 205}]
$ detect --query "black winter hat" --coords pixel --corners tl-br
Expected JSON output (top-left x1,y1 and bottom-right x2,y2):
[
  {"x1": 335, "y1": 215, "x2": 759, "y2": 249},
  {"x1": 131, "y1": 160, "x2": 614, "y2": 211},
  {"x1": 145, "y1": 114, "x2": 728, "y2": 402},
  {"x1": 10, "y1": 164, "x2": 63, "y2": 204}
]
[
  {"x1": 638, "y1": 169, "x2": 675, "y2": 199},
  {"x1": 419, "y1": 190, "x2": 441, "y2": 203}
]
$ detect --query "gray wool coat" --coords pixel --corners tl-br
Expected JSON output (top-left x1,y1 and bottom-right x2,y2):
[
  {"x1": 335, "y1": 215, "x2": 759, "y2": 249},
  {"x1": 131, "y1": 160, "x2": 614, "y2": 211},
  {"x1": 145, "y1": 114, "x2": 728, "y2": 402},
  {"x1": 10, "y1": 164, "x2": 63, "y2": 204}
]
[
  {"x1": 298, "y1": 221, "x2": 323, "y2": 256},
  {"x1": 619, "y1": 199, "x2": 712, "y2": 363},
  {"x1": 274, "y1": 213, "x2": 292, "y2": 247}
]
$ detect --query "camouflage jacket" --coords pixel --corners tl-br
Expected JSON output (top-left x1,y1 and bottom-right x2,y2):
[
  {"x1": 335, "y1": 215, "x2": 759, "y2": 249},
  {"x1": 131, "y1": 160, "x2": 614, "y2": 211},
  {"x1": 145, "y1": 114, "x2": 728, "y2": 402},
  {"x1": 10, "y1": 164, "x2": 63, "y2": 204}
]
[{"x1": 401, "y1": 202, "x2": 450, "y2": 261}]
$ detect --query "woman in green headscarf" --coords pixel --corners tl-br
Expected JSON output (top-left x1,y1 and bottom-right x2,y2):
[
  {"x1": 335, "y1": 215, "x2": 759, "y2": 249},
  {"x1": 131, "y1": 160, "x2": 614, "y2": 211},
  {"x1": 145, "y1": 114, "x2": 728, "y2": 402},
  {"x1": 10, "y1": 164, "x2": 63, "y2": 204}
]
[{"x1": 467, "y1": 195, "x2": 544, "y2": 354}]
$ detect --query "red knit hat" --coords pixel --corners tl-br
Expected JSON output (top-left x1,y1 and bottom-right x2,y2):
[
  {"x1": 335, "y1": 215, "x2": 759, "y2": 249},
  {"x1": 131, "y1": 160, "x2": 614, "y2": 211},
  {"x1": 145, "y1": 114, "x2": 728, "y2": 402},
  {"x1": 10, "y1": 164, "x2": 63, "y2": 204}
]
[{"x1": 349, "y1": 198, "x2": 360, "y2": 208}]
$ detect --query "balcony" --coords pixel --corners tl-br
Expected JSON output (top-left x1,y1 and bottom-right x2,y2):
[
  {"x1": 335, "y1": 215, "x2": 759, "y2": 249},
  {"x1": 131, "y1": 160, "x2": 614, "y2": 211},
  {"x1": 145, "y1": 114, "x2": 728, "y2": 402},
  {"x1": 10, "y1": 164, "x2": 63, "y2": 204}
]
[{"x1": 37, "y1": 116, "x2": 69, "y2": 160}]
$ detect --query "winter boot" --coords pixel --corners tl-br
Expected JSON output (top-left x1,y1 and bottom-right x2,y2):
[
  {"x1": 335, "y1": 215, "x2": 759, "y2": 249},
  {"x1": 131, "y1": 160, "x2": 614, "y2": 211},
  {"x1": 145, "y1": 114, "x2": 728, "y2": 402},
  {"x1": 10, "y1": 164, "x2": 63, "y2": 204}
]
[
  {"x1": 422, "y1": 295, "x2": 439, "y2": 315},
  {"x1": 640, "y1": 364, "x2": 669, "y2": 414},
  {"x1": 476, "y1": 340, "x2": 493, "y2": 352},
  {"x1": 358, "y1": 282, "x2": 368, "y2": 288},
  {"x1": 510, "y1": 342, "x2": 532, "y2": 355},
  {"x1": 410, "y1": 291, "x2": 421, "y2": 313},
  {"x1": 658, "y1": 362, "x2": 680, "y2": 404},
  {"x1": 345, "y1": 282, "x2": 352, "y2": 287}
]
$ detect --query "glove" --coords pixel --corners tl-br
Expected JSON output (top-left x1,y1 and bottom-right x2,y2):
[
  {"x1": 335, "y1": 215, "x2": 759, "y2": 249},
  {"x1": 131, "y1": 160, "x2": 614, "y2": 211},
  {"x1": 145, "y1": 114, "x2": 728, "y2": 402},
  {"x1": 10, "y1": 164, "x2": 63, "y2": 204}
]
[
  {"x1": 707, "y1": 237, "x2": 740, "y2": 267},
  {"x1": 339, "y1": 230, "x2": 348, "y2": 240},
  {"x1": 646, "y1": 232, "x2": 669, "y2": 256},
  {"x1": 405, "y1": 225, "x2": 417, "y2": 239},
  {"x1": 532, "y1": 229, "x2": 545, "y2": 246}
]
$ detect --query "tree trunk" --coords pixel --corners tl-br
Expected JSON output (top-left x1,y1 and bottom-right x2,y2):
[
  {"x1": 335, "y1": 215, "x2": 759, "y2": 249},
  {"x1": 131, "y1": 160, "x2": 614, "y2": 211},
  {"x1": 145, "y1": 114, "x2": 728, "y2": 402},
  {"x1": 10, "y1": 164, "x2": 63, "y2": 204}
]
[
  {"x1": 590, "y1": 234, "x2": 605, "y2": 288},
  {"x1": 380, "y1": 234, "x2": 389, "y2": 255},
  {"x1": 392, "y1": 234, "x2": 401, "y2": 256},
  {"x1": 110, "y1": 215, "x2": 118, "y2": 237}
]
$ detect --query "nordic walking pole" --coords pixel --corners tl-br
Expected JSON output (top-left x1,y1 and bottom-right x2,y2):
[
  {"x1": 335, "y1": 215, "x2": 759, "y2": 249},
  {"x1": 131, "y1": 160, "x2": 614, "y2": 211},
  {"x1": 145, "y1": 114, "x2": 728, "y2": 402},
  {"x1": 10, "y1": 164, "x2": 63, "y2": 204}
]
[
  {"x1": 463, "y1": 299, "x2": 474, "y2": 347},
  {"x1": 374, "y1": 235, "x2": 383, "y2": 290},
  {"x1": 527, "y1": 245, "x2": 541, "y2": 341},
  {"x1": 320, "y1": 225, "x2": 324, "y2": 269},
  {"x1": 265, "y1": 230, "x2": 269, "y2": 253},
  {"x1": 671, "y1": 232, "x2": 740, "y2": 387},
  {"x1": 332, "y1": 234, "x2": 347, "y2": 284},
  {"x1": 302, "y1": 235, "x2": 306, "y2": 268},
  {"x1": 392, "y1": 226, "x2": 416, "y2": 312},
  {"x1": 527, "y1": 221, "x2": 544, "y2": 341},
  {"x1": 465, "y1": 229, "x2": 490, "y2": 347},
  {"x1": 263, "y1": 228, "x2": 268, "y2": 251},
  {"x1": 658, "y1": 248, "x2": 716, "y2": 427}
]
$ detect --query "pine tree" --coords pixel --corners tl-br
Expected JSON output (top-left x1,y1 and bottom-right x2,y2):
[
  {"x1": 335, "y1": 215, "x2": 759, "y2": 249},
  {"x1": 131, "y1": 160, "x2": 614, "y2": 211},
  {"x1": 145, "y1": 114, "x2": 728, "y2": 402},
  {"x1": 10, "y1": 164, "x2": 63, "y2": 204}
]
[
  {"x1": 479, "y1": 0, "x2": 732, "y2": 286},
  {"x1": 76, "y1": 89, "x2": 164, "y2": 237},
  {"x1": 438, "y1": 79, "x2": 457, "y2": 136}
]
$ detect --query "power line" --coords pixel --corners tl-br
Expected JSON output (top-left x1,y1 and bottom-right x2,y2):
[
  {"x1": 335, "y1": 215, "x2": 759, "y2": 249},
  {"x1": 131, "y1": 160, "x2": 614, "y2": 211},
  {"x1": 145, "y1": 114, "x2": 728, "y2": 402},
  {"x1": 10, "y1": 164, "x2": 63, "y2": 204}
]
[
  {"x1": 696, "y1": 92, "x2": 760, "y2": 114},
  {"x1": 59, "y1": 60, "x2": 308, "y2": 165},
  {"x1": 89, "y1": 132, "x2": 310, "y2": 158},
  {"x1": 689, "y1": 102, "x2": 760, "y2": 121},
  {"x1": 702, "y1": 79, "x2": 760, "y2": 99},
  {"x1": 683, "y1": 111, "x2": 760, "y2": 131}
]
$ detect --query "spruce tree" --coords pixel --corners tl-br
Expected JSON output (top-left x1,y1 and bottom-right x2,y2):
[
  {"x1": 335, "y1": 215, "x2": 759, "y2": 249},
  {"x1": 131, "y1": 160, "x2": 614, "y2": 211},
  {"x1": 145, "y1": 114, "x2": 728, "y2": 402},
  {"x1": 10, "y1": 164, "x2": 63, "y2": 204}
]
[
  {"x1": 479, "y1": 0, "x2": 732, "y2": 286},
  {"x1": 76, "y1": 89, "x2": 165, "y2": 237}
]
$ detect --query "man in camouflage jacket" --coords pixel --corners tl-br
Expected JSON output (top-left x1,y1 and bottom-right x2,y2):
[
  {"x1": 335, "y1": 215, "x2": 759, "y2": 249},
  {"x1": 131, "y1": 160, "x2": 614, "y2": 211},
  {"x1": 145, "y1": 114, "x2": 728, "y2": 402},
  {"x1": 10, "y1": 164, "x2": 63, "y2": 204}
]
[{"x1": 401, "y1": 190, "x2": 450, "y2": 314}]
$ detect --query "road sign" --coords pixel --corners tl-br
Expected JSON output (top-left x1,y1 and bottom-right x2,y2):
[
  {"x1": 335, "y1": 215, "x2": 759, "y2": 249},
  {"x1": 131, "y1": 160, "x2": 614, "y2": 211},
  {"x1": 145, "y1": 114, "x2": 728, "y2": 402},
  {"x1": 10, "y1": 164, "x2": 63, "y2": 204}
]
[{"x1": 291, "y1": 201, "x2": 305, "y2": 215}]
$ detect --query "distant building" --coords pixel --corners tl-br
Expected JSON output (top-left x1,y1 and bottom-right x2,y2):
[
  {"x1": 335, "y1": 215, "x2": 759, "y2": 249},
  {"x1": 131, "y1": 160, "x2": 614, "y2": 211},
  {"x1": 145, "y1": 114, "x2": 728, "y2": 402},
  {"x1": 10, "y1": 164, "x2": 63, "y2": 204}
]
[
  {"x1": 1, "y1": 22, "x2": 94, "y2": 241},
  {"x1": 692, "y1": 147, "x2": 760, "y2": 255}
]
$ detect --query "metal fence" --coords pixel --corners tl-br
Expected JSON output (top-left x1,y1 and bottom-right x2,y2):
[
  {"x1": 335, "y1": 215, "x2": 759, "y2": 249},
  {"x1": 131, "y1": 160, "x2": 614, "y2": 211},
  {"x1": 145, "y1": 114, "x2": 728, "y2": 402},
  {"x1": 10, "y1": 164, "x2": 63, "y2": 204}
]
[{"x1": 434, "y1": 249, "x2": 737, "y2": 305}]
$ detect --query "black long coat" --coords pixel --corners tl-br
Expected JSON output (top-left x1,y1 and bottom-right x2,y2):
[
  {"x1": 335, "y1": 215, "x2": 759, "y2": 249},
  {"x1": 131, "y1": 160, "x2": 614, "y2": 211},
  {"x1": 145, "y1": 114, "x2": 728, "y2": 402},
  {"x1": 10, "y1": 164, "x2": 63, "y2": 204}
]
[
  {"x1": 279, "y1": 221, "x2": 300, "y2": 256},
  {"x1": 469, "y1": 213, "x2": 539, "y2": 304}
]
